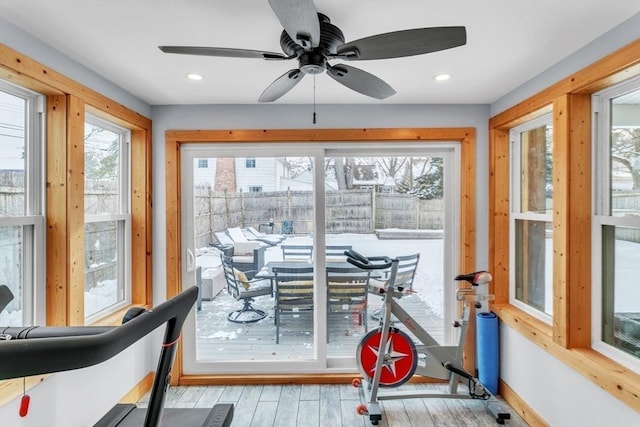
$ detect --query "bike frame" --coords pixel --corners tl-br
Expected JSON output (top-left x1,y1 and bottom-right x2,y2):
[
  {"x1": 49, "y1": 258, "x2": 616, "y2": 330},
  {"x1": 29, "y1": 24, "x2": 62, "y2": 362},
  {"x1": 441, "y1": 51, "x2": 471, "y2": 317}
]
[{"x1": 356, "y1": 258, "x2": 509, "y2": 425}]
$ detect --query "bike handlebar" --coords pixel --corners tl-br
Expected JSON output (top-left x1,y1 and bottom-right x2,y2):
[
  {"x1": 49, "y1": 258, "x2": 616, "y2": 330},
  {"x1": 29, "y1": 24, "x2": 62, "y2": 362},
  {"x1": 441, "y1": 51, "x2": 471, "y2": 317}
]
[{"x1": 345, "y1": 250, "x2": 393, "y2": 270}]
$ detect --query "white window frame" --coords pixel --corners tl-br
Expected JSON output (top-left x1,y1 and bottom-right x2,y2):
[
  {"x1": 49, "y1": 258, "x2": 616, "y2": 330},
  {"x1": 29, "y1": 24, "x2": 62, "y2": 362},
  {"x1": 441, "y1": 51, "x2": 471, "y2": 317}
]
[
  {"x1": 83, "y1": 114, "x2": 132, "y2": 323},
  {"x1": 592, "y1": 76, "x2": 640, "y2": 373},
  {"x1": 0, "y1": 80, "x2": 46, "y2": 326},
  {"x1": 245, "y1": 157, "x2": 256, "y2": 168},
  {"x1": 509, "y1": 114, "x2": 553, "y2": 324},
  {"x1": 180, "y1": 142, "x2": 461, "y2": 374}
]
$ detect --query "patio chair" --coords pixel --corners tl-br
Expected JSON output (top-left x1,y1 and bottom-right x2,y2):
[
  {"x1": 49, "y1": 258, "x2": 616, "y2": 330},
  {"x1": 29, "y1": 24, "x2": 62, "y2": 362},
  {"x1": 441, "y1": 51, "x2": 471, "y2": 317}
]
[
  {"x1": 392, "y1": 253, "x2": 421, "y2": 291},
  {"x1": 214, "y1": 230, "x2": 265, "y2": 278},
  {"x1": 326, "y1": 266, "x2": 370, "y2": 343},
  {"x1": 211, "y1": 231, "x2": 234, "y2": 256},
  {"x1": 234, "y1": 227, "x2": 281, "y2": 246},
  {"x1": 220, "y1": 254, "x2": 272, "y2": 324},
  {"x1": 370, "y1": 252, "x2": 420, "y2": 320},
  {"x1": 281, "y1": 219, "x2": 294, "y2": 235},
  {"x1": 324, "y1": 245, "x2": 353, "y2": 262},
  {"x1": 281, "y1": 245, "x2": 313, "y2": 262},
  {"x1": 273, "y1": 266, "x2": 314, "y2": 344},
  {"x1": 245, "y1": 226, "x2": 286, "y2": 244},
  {"x1": 227, "y1": 227, "x2": 276, "y2": 247}
]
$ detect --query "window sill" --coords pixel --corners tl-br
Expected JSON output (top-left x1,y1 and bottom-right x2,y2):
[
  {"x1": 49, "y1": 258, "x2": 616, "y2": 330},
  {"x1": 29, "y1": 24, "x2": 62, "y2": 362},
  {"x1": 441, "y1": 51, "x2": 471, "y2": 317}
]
[
  {"x1": 88, "y1": 304, "x2": 151, "y2": 327},
  {"x1": 494, "y1": 303, "x2": 640, "y2": 413}
]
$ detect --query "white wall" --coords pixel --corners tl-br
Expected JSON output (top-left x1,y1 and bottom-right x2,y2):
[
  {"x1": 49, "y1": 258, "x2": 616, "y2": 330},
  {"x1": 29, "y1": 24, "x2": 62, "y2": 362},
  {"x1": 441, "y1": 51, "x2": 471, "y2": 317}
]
[
  {"x1": 491, "y1": 12, "x2": 640, "y2": 426},
  {"x1": 500, "y1": 326, "x2": 640, "y2": 425},
  {"x1": 491, "y1": 12, "x2": 640, "y2": 116},
  {"x1": 0, "y1": 17, "x2": 151, "y2": 118},
  {"x1": 1, "y1": 17, "x2": 156, "y2": 427},
  {"x1": 150, "y1": 103, "x2": 491, "y2": 305},
  {"x1": 0, "y1": 340, "x2": 152, "y2": 426}
]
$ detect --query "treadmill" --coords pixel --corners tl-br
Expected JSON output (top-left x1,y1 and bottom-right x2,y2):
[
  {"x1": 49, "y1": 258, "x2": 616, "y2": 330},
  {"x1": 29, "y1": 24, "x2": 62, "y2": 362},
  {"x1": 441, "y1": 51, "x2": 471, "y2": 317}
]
[{"x1": 0, "y1": 285, "x2": 233, "y2": 427}]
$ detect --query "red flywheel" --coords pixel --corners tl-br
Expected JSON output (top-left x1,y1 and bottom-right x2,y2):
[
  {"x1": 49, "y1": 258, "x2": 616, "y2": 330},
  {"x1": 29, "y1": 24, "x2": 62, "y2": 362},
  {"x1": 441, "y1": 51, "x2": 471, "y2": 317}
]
[{"x1": 356, "y1": 327, "x2": 418, "y2": 387}]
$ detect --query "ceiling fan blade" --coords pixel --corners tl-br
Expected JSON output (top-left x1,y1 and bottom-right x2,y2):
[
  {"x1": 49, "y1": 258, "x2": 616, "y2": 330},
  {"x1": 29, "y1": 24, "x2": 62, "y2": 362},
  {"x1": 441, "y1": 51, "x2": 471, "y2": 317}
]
[
  {"x1": 335, "y1": 26, "x2": 466, "y2": 60},
  {"x1": 267, "y1": 0, "x2": 320, "y2": 49},
  {"x1": 326, "y1": 64, "x2": 396, "y2": 100},
  {"x1": 158, "y1": 46, "x2": 288, "y2": 60},
  {"x1": 259, "y1": 69, "x2": 305, "y2": 102}
]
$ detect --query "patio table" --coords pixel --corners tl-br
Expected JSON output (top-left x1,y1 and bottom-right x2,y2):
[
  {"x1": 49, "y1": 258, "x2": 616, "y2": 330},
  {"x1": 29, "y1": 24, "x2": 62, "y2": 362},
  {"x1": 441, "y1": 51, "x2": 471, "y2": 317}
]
[{"x1": 255, "y1": 261, "x2": 381, "y2": 283}]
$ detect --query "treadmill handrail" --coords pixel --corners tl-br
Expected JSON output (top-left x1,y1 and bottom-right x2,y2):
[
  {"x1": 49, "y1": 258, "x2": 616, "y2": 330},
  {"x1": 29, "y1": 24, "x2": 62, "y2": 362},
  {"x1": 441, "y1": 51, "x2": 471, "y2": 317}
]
[{"x1": 0, "y1": 286, "x2": 198, "y2": 380}]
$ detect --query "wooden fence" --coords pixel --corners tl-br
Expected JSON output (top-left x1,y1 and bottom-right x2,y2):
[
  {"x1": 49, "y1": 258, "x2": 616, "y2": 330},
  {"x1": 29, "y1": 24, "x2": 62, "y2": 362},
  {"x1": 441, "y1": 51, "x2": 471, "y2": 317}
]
[{"x1": 194, "y1": 187, "x2": 445, "y2": 248}]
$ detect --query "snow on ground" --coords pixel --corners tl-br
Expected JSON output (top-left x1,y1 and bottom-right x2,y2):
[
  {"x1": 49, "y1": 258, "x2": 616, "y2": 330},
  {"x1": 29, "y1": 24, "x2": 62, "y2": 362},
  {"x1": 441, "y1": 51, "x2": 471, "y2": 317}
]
[
  {"x1": 0, "y1": 307, "x2": 22, "y2": 326},
  {"x1": 85, "y1": 279, "x2": 118, "y2": 317}
]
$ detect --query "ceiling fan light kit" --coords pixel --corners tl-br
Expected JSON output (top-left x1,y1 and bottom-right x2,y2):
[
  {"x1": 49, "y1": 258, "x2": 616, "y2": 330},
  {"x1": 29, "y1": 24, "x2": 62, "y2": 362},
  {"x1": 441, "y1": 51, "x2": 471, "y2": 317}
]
[{"x1": 159, "y1": 0, "x2": 466, "y2": 102}]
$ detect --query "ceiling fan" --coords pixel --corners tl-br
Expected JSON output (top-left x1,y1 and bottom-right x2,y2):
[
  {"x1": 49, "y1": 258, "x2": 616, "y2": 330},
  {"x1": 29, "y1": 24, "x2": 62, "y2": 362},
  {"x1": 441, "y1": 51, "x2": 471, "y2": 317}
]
[{"x1": 159, "y1": 0, "x2": 466, "y2": 102}]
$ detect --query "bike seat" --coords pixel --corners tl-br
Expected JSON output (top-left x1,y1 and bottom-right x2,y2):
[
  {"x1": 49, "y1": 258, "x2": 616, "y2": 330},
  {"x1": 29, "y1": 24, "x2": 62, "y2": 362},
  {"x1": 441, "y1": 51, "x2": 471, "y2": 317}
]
[{"x1": 454, "y1": 271, "x2": 492, "y2": 286}]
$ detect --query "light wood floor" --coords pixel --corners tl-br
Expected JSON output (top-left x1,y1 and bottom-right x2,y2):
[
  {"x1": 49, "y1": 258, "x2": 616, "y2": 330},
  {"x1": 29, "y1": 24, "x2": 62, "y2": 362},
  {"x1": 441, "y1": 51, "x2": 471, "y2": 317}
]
[{"x1": 137, "y1": 383, "x2": 529, "y2": 427}]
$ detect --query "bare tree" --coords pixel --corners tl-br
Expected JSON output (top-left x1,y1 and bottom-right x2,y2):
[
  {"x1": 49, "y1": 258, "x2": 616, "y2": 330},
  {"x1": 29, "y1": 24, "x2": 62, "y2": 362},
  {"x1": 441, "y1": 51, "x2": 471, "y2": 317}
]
[{"x1": 612, "y1": 128, "x2": 640, "y2": 190}]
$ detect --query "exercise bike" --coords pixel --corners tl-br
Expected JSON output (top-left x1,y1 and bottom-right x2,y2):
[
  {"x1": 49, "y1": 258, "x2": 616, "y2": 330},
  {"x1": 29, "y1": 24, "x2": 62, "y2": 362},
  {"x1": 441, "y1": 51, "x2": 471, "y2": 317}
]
[{"x1": 345, "y1": 250, "x2": 510, "y2": 426}]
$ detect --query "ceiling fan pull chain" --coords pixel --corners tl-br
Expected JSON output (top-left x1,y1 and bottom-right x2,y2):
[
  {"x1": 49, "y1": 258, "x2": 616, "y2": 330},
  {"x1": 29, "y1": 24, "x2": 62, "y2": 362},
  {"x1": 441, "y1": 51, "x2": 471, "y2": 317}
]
[{"x1": 312, "y1": 74, "x2": 317, "y2": 124}]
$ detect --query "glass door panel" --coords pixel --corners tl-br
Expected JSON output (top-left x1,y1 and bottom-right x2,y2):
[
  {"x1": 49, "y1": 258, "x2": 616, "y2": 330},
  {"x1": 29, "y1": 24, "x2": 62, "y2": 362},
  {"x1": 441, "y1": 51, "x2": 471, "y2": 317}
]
[
  {"x1": 183, "y1": 150, "x2": 320, "y2": 371},
  {"x1": 324, "y1": 154, "x2": 451, "y2": 362}
]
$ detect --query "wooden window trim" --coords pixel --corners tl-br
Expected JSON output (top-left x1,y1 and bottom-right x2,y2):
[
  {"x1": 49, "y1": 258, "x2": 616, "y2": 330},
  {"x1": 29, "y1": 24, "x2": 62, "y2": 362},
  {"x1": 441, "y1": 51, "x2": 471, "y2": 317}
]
[
  {"x1": 489, "y1": 38, "x2": 640, "y2": 412},
  {"x1": 165, "y1": 128, "x2": 477, "y2": 384},
  {"x1": 0, "y1": 44, "x2": 152, "y2": 402}
]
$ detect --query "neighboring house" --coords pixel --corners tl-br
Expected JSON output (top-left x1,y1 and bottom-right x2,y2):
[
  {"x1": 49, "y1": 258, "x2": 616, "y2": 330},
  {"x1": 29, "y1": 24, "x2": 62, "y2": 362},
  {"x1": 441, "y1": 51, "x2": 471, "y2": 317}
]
[
  {"x1": 193, "y1": 157, "x2": 215, "y2": 188},
  {"x1": 280, "y1": 170, "x2": 339, "y2": 191},
  {"x1": 236, "y1": 156, "x2": 288, "y2": 192},
  {"x1": 193, "y1": 157, "x2": 290, "y2": 192}
]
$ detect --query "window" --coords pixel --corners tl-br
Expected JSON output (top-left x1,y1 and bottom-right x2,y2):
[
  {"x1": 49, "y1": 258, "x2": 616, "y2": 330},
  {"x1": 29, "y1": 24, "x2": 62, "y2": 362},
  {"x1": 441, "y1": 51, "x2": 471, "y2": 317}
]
[
  {"x1": 0, "y1": 43, "x2": 152, "y2": 334},
  {"x1": 593, "y1": 77, "x2": 640, "y2": 371},
  {"x1": 510, "y1": 114, "x2": 553, "y2": 320},
  {"x1": 245, "y1": 157, "x2": 256, "y2": 168},
  {"x1": 248, "y1": 186, "x2": 262, "y2": 193},
  {"x1": 84, "y1": 115, "x2": 131, "y2": 321},
  {"x1": 0, "y1": 81, "x2": 45, "y2": 326},
  {"x1": 198, "y1": 159, "x2": 208, "y2": 168}
]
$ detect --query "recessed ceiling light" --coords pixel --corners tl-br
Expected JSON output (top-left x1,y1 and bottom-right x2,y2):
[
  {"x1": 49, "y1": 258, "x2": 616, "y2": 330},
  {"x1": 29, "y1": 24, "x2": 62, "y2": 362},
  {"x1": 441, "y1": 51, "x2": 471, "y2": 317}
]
[
  {"x1": 186, "y1": 73, "x2": 203, "y2": 81},
  {"x1": 434, "y1": 74, "x2": 451, "y2": 82}
]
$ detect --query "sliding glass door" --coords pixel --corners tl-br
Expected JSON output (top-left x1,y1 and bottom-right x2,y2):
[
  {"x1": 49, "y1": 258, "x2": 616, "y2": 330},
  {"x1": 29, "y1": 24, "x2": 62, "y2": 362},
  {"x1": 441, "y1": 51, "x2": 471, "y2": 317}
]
[{"x1": 180, "y1": 143, "x2": 459, "y2": 374}]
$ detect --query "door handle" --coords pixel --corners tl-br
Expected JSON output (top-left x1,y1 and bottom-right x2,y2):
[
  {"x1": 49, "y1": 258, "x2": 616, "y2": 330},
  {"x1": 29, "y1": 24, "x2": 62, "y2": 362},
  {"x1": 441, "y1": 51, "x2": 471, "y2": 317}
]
[{"x1": 186, "y1": 248, "x2": 195, "y2": 273}]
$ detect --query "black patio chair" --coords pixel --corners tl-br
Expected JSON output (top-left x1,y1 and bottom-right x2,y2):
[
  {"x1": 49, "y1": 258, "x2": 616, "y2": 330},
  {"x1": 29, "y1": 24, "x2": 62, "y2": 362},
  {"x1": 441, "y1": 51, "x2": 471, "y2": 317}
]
[
  {"x1": 326, "y1": 265, "x2": 370, "y2": 343},
  {"x1": 370, "y1": 253, "x2": 420, "y2": 320},
  {"x1": 220, "y1": 254, "x2": 272, "y2": 324},
  {"x1": 281, "y1": 245, "x2": 313, "y2": 262},
  {"x1": 273, "y1": 266, "x2": 314, "y2": 344},
  {"x1": 324, "y1": 245, "x2": 353, "y2": 262}
]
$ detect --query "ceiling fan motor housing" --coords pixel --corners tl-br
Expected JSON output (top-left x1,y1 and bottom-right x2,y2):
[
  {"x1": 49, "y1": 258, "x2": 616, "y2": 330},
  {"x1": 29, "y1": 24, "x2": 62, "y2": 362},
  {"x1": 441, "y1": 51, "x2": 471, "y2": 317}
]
[{"x1": 280, "y1": 13, "x2": 345, "y2": 75}]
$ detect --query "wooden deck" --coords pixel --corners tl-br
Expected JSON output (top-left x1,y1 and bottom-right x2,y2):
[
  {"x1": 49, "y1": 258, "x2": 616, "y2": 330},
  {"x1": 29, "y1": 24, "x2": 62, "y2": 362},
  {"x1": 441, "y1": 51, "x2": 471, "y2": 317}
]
[
  {"x1": 137, "y1": 383, "x2": 529, "y2": 427},
  {"x1": 195, "y1": 290, "x2": 445, "y2": 361}
]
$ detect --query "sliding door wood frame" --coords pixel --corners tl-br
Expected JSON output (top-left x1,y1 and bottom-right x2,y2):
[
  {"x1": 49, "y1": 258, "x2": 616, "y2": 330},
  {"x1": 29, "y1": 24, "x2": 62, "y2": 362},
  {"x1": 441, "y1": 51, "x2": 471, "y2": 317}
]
[{"x1": 165, "y1": 127, "x2": 477, "y2": 384}]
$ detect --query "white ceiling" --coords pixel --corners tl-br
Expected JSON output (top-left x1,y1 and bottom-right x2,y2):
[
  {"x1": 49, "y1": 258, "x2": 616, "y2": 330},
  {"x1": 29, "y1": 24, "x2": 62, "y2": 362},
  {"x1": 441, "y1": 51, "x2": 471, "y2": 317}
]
[{"x1": 1, "y1": 0, "x2": 639, "y2": 106}]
